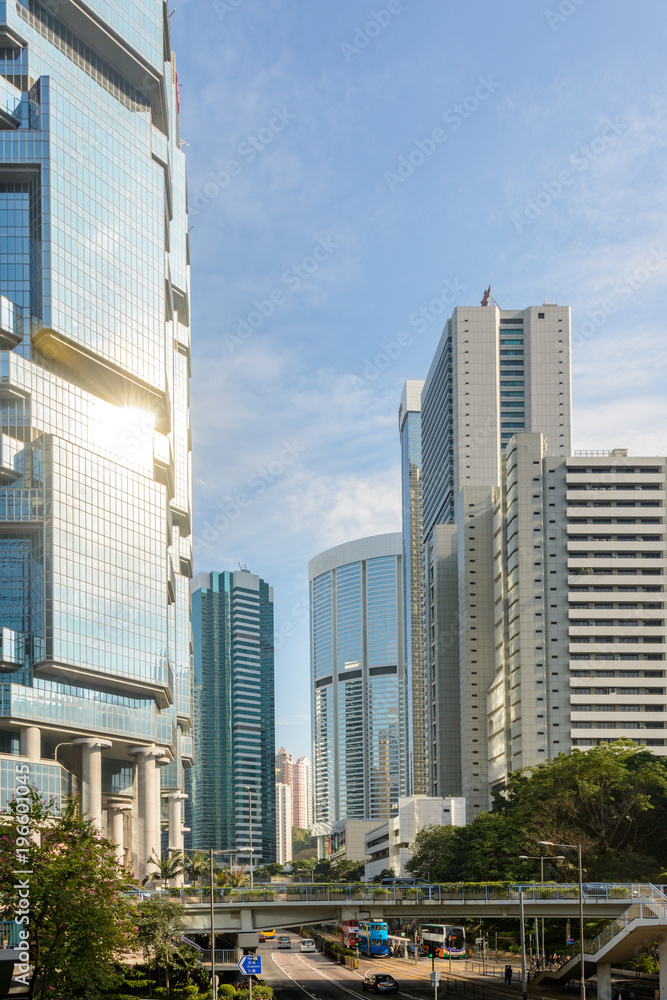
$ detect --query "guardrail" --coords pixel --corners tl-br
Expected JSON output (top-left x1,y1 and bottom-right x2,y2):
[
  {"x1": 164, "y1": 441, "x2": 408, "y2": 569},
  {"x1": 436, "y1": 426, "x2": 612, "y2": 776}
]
[
  {"x1": 0, "y1": 920, "x2": 22, "y2": 948},
  {"x1": 571, "y1": 899, "x2": 667, "y2": 958},
  {"x1": 134, "y1": 882, "x2": 662, "y2": 906}
]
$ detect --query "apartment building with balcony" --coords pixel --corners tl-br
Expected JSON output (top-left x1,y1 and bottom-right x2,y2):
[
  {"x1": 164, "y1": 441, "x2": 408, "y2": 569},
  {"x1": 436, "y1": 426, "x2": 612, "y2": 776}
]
[{"x1": 488, "y1": 435, "x2": 666, "y2": 789}]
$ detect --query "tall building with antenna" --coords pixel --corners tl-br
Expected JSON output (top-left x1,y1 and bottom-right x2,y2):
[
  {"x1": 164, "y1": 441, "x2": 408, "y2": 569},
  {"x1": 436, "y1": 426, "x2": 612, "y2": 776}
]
[{"x1": 421, "y1": 301, "x2": 572, "y2": 814}]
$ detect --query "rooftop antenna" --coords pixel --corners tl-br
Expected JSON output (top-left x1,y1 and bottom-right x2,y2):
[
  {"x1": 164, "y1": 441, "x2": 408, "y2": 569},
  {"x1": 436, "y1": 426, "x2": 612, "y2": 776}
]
[{"x1": 238, "y1": 562, "x2": 249, "y2": 572}]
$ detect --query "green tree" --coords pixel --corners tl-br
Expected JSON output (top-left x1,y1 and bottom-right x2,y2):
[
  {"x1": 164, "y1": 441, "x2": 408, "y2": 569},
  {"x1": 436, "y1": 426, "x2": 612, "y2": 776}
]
[
  {"x1": 502, "y1": 740, "x2": 667, "y2": 879},
  {"x1": 215, "y1": 863, "x2": 249, "y2": 887},
  {"x1": 292, "y1": 828, "x2": 317, "y2": 860},
  {"x1": 142, "y1": 850, "x2": 185, "y2": 886},
  {"x1": 372, "y1": 869, "x2": 397, "y2": 884},
  {"x1": 327, "y1": 859, "x2": 365, "y2": 882},
  {"x1": 407, "y1": 741, "x2": 667, "y2": 884},
  {"x1": 0, "y1": 789, "x2": 137, "y2": 999},
  {"x1": 183, "y1": 851, "x2": 208, "y2": 887},
  {"x1": 254, "y1": 862, "x2": 284, "y2": 879},
  {"x1": 136, "y1": 896, "x2": 186, "y2": 994}
]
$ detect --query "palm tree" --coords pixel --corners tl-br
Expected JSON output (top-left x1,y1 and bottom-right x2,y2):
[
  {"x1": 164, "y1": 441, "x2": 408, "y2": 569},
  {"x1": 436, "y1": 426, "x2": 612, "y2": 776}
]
[
  {"x1": 215, "y1": 863, "x2": 249, "y2": 888},
  {"x1": 142, "y1": 850, "x2": 185, "y2": 886},
  {"x1": 184, "y1": 850, "x2": 208, "y2": 887}
]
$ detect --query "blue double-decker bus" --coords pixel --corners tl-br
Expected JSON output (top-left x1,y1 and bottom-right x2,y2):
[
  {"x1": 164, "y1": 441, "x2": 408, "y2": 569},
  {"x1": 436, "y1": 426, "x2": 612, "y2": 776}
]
[{"x1": 358, "y1": 920, "x2": 389, "y2": 957}]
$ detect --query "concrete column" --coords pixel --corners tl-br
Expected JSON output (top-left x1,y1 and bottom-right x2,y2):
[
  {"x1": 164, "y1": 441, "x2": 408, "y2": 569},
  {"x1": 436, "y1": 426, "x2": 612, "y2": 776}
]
[
  {"x1": 659, "y1": 936, "x2": 667, "y2": 1000},
  {"x1": 597, "y1": 962, "x2": 611, "y2": 1000},
  {"x1": 105, "y1": 799, "x2": 132, "y2": 867},
  {"x1": 165, "y1": 792, "x2": 187, "y2": 886},
  {"x1": 72, "y1": 738, "x2": 111, "y2": 830},
  {"x1": 19, "y1": 726, "x2": 41, "y2": 761},
  {"x1": 155, "y1": 756, "x2": 171, "y2": 861},
  {"x1": 129, "y1": 746, "x2": 163, "y2": 877}
]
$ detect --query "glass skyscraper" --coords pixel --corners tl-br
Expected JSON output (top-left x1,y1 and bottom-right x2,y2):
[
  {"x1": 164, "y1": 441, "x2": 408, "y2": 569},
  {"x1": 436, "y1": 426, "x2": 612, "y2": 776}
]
[
  {"x1": 0, "y1": 0, "x2": 192, "y2": 874},
  {"x1": 188, "y1": 570, "x2": 276, "y2": 865},
  {"x1": 398, "y1": 380, "x2": 427, "y2": 796},
  {"x1": 309, "y1": 534, "x2": 406, "y2": 826}
]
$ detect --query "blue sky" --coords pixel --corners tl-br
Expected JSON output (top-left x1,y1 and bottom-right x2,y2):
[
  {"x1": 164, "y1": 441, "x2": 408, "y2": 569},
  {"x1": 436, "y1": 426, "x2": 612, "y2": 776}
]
[{"x1": 174, "y1": 0, "x2": 667, "y2": 760}]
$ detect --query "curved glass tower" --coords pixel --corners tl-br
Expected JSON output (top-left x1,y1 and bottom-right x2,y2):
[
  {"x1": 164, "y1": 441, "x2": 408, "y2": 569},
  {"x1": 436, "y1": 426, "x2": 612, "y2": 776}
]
[
  {"x1": 309, "y1": 533, "x2": 406, "y2": 826},
  {"x1": 0, "y1": 0, "x2": 192, "y2": 875}
]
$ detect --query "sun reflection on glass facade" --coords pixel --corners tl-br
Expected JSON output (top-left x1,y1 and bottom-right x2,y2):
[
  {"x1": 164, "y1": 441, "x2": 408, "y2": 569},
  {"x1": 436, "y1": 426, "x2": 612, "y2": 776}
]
[
  {"x1": 0, "y1": 0, "x2": 192, "y2": 871},
  {"x1": 309, "y1": 534, "x2": 406, "y2": 827}
]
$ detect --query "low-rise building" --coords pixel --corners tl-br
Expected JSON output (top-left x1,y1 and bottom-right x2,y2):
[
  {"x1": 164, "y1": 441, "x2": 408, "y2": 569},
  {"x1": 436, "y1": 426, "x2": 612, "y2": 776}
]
[
  {"x1": 312, "y1": 818, "x2": 381, "y2": 863},
  {"x1": 364, "y1": 795, "x2": 467, "y2": 880}
]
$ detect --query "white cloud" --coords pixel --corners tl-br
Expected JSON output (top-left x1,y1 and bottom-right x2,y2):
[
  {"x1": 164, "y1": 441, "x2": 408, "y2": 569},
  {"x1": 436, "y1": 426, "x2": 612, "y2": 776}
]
[{"x1": 575, "y1": 396, "x2": 667, "y2": 456}]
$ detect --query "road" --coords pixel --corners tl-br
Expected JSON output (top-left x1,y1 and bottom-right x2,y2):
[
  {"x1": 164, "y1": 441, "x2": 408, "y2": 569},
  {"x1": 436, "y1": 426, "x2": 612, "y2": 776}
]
[
  {"x1": 260, "y1": 937, "x2": 433, "y2": 1000},
  {"x1": 258, "y1": 935, "x2": 513, "y2": 1000}
]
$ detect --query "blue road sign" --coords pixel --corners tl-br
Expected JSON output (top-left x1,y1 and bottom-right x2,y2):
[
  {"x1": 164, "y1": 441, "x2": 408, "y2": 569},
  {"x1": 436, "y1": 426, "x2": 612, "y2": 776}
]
[{"x1": 238, "y1": 955, "x2": 262, "y2": 976}]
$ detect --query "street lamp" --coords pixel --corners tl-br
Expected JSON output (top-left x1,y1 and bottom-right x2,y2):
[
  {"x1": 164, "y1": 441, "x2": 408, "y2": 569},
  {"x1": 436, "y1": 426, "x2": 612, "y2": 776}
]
[
  {"x1": 244, "y1": 786, "x2": 254, "y2": 889},
  {"x1": 538, "y1": 841, "x2": 585, "y2": 1000},
  {"x1": 519, "y1": 853, "x2": 565, "y2": 963},
  {"x1": 197, "y1": 846, "x2": 240, "y2": 1000}
]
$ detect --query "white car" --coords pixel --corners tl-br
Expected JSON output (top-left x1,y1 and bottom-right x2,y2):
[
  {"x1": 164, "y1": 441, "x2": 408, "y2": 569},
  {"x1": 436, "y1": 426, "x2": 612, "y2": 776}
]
[
  {"x1": 300, "y1": 938, "x2": 316, "y2": 953},
  {"x1": 278, "y1": 935, "x2": 292, "y2": 949}
]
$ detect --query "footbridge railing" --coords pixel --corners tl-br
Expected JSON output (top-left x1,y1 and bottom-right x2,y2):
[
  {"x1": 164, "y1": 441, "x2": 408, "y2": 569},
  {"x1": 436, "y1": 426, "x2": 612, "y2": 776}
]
[{"x1": 133, "y1": 882, "x2": 662, "y2": 906}]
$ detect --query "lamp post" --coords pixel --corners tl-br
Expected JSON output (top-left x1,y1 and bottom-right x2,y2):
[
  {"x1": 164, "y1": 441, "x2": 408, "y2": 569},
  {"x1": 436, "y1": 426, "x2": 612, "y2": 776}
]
[
  {"x1": 209, "y1": 848, "x2": 217, "y2": 1000},
  {"x1": 519, "y1": 852, "x2": 565, "y2": 964},
  {"x1": 538, "y1": 841, "x2": 585, "y2": 1000},
  {"x1": 244, "y1": 786, "x2": 254, "y2": 889},
  {"x1": 519, "y1": 888, "x2": 527, "y2": 1000}
]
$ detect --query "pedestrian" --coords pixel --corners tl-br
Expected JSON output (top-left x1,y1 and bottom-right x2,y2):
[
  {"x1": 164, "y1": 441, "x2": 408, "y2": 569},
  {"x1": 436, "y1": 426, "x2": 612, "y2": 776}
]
[{"x1": 505, "y1": 965, "x2": 513, "y2": 984}]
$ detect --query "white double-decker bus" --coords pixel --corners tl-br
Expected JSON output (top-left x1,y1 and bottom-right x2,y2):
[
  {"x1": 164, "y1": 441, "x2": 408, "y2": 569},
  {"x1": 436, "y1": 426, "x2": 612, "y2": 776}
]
[{"x1": 421, "y1": 924, "x2": 466, "y2": 959}]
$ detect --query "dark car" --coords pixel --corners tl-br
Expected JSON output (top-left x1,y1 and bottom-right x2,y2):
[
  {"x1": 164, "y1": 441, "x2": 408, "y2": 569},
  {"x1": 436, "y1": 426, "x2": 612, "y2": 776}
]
[{"x1": 363, "y1": 974, "x2": 399, "y2": 994}]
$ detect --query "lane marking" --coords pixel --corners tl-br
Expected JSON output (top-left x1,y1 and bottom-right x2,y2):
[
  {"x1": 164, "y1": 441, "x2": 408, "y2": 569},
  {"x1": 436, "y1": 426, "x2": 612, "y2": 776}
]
[
  {"x1": 268, "y1": 952, "x2": 320, "y2": 1000},
  {"x1": 292, "y1": 952, "x2": 367, "y2": 998},
  {"x1": 292, "y1": 953, "x2": 420, "y2": 1000}
]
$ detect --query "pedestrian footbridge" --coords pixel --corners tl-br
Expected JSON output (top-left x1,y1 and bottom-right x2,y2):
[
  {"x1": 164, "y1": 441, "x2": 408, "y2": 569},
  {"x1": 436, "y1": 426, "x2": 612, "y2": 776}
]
[
  {"x1": 136, "y1": 882, "x2": 667, "y2": 997},
  {"x1": 532, "y1": 884, "x2": 667, "y2": 999},
  {"x1": 137, "y1": 881, "x2": 666, "y2": 947}
]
